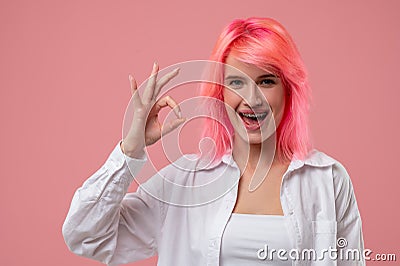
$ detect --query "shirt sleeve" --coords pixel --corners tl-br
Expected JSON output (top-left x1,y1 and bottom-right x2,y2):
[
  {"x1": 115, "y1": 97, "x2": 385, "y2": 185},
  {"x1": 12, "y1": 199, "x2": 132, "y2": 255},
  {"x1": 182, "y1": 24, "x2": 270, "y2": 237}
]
[
  {"x1": 333, "y1": 162, "x2": 366, "y2": 265},
  {"x1": 62, "y1": 141, "x2": 161, "y2": 265}
]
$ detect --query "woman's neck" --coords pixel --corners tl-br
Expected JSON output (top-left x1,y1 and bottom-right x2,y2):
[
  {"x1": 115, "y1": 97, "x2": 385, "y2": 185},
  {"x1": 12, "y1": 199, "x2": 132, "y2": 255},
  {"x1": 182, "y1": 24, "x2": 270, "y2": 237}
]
[{"x1": 232, "y1": 132, "x2": 282, "y2": 175}]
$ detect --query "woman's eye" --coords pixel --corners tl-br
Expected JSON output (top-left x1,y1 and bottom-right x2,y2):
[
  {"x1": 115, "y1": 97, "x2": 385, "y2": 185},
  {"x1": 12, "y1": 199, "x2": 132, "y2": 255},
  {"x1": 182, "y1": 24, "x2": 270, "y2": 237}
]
[
  {"x1": 259, "y1": 79, "x2": 276, "y2": 86},
  {"x1": 227, "y1": 80, "x2": 244, "y2": 88}
]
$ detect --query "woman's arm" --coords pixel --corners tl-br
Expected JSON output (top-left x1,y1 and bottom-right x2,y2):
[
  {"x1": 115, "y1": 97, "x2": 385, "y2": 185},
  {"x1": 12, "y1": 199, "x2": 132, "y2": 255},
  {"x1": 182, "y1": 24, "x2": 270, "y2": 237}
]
[
  {"x1": 62, "y1": 141, "x2": 161, "y2": 265},
  {"x1": 62, "y1": 63, "x2": 184, "y2": 264},
  {"x1": 333, "y1": 162, "x2": 366, "y2": 265}
]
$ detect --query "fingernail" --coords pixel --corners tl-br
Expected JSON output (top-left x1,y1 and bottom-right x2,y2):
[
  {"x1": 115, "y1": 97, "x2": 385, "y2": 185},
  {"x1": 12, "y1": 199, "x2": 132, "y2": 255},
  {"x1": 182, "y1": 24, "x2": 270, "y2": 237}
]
[
  {"x1": 178, "y1": 111, "x2": 182, "y2": 118},
  {"x1": 174, "y1": 67, "x2": 180, "y2": 73},
  {"x1": 153, "y1": 62, "x2": 158, "y2": 69},
  {"x1": 128, "y1": 74, "x2": 133, "y2": 81}
]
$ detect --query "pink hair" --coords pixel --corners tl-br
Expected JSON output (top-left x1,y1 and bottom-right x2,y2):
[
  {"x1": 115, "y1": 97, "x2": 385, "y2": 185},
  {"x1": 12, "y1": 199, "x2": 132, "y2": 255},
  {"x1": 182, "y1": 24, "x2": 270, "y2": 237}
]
[{"x1": 199, "y1": 17, "x2": 313, "y2": 163}]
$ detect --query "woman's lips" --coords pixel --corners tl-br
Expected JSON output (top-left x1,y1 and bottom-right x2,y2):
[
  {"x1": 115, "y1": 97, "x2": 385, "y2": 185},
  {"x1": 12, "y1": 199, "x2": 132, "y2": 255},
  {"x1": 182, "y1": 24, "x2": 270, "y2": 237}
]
[{"x1": 238, "y1": 111, "x2": 269, "y2": 130}]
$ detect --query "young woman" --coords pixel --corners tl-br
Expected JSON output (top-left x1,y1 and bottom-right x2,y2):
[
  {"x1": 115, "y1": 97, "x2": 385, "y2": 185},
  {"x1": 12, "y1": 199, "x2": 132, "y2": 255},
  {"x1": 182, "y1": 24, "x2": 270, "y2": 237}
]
[{"x1": 63, "y1": 18, "x2": 365, "y2": 265}]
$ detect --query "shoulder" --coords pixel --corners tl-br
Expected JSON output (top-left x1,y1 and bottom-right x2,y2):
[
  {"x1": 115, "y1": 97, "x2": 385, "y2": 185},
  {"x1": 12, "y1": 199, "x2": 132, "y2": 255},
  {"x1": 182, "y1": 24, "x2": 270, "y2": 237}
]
[
  {"x1": 303, "y1": 149, "x2": 350, "y2": 177},
  {"x1": 304, "y1": 149, "x2": 355, "y2": 199},
  {"x1": 155, "y1": 153, "x2": 229, "y2": 184},
  {"x1": 159, "y1": 153, "x2": 211, "y2": 174},
  {"x1": 292, "y1": 149, "x2": 353, "y2": 193},
  {"x1": 302, "y1": 148, "x2": 339, "y2": 167}
]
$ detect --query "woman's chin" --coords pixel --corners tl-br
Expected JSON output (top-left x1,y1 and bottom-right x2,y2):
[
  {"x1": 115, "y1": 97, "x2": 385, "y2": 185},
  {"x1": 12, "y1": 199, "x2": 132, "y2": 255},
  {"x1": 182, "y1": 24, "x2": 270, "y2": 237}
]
[{"x1": 234, "y1": 130, "x2": 275, "y2": 145}]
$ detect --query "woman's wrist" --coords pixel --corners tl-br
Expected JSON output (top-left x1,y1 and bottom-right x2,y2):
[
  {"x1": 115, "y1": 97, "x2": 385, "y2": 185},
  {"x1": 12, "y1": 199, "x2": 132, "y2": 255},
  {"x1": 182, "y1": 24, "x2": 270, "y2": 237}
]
[{"x1": 120, "y1": 140, "x2": 145, "y2": 159}]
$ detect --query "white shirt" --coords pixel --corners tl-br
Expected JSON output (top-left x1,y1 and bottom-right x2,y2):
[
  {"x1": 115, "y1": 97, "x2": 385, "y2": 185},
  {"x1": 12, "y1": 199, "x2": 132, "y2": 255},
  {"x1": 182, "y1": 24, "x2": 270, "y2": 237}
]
[
  {"x1": 62, "y1": 141, "x2": 365, "y2": 266},
  {"x1": 220, "y1": 213, "x2": 292, "y2": 265}
]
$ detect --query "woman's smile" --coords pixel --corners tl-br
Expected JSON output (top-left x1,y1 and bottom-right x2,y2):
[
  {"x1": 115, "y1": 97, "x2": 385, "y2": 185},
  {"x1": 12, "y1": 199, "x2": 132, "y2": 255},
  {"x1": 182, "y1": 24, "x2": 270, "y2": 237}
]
[{"x1": 237, "y1": 109, "x2": 270, "y2": 131}]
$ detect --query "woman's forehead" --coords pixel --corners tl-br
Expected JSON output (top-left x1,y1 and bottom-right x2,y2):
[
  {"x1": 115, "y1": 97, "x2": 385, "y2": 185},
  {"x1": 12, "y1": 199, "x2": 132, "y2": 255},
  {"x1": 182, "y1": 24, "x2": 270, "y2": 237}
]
[{"x1": 224, "y1": 55, "x2": 275, "y2": 79}]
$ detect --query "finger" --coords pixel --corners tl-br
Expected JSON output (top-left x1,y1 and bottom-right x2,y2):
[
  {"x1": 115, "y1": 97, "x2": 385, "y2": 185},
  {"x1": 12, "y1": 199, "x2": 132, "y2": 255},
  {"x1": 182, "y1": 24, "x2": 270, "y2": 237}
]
[
  {"x1": 128, "y1": 74, "x2": 141, "y2": 106},
  {"x1": 153, "y1": 67, "x2": 180, "y2": 100},
  {"x1": 162, "y1": 117, "x2": 186, "y2": 136},
  {"x1": 155, "y1": 95, "x2": 182, "y2": 118},
  {"x1": 128, "y1": 74, "x2": 137, "y2": 94},
  {"x1": 142, "y1": 62, "x2": 159, "y2": 103}
]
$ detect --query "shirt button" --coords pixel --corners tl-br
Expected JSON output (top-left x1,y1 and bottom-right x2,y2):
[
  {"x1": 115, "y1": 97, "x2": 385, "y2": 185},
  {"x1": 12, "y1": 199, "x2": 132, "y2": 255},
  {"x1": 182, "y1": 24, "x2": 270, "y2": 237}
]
[{"x1": 289, "y1": 210, "x2": 294, "y2": 215}]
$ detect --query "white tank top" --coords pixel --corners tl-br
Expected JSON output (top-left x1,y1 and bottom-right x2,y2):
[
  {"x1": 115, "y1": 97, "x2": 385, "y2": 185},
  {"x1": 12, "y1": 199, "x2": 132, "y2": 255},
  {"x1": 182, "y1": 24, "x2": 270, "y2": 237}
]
[{"x1": 220, "y1": 213, "x2": 293, "y2": 265}]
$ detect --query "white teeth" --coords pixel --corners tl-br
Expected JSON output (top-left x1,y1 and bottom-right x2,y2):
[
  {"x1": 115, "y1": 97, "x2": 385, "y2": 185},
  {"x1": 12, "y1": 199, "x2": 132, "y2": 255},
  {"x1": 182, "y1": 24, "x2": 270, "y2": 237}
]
[{"x1": 241, "y1": 112, "x2": 267, "y2": 119}]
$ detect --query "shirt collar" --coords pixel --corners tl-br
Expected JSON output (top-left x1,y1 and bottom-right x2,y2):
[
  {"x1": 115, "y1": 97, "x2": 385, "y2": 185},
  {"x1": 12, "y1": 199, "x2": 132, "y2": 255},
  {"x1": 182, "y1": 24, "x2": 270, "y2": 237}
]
[
  {"x1": 287, "y1": 149, "x2": 337, "y2": 171},
  {"x1": 202, "y1": 148, "x2": 336, "y2": 171}
]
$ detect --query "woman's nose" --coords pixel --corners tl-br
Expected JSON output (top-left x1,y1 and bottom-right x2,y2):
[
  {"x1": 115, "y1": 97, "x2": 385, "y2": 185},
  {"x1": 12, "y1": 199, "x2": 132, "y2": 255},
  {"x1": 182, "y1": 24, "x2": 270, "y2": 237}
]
[{"x1": 243, "y1": 84, "x2": 263, "y2": 107}]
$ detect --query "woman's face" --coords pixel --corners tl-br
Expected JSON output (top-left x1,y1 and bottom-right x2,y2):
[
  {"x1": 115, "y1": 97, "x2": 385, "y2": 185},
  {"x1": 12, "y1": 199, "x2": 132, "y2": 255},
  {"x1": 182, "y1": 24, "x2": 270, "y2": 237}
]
[{"x1": 223, "y1": 54, "x2": 286, "y2": 144}]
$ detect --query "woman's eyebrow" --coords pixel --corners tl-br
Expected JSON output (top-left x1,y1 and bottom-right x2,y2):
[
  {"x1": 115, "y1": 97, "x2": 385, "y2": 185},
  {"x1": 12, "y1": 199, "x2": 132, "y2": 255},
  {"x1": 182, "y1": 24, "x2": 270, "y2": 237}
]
[
  {"x1": 224, "y1": 74, "x2": 278, "y2": 80},
  {"x1": 257, "y1": 74, "x2": 277, "y2": 79},
  {"x1": 224, "y1": 75, "x2": 246, "y2": 80}
]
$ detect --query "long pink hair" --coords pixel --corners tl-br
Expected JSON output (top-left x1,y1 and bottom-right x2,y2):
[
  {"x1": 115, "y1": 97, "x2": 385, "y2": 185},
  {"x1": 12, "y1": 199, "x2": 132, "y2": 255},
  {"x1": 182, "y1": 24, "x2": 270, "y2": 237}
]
[{"x1": 199, "y1": 17, "x2": 313, "y2": 163}]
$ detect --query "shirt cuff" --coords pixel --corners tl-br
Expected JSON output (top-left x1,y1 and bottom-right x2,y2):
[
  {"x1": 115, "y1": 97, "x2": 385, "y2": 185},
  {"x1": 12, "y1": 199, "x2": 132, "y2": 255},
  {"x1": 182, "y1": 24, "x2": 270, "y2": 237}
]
[{"x1": 105, "y1": 140, "x2": 148, "y2": 179}]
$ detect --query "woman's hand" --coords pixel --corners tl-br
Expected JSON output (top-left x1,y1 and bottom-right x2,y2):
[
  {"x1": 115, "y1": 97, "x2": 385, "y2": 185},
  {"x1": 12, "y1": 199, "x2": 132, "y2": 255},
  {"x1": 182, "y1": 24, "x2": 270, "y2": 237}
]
[{"x1": 121, "y1": 62, "x2": 185, "y2": 158}]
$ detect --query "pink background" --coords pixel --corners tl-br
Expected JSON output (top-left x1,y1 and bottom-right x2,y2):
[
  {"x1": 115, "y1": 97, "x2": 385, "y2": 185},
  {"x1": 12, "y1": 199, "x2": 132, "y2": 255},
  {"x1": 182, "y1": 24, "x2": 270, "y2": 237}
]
[{"x1": 1, "y1": 0, "x2": 399, "y2": 265}]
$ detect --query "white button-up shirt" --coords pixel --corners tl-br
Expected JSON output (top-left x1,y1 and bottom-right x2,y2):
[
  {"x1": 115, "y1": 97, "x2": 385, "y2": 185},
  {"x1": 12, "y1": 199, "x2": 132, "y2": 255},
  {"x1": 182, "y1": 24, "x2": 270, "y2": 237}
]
[{"x1": 62, "y1": 141, "x2": 365, "y2": 265}]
